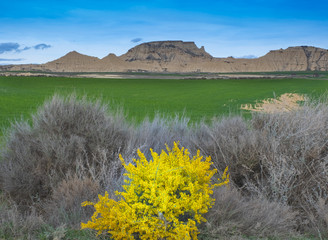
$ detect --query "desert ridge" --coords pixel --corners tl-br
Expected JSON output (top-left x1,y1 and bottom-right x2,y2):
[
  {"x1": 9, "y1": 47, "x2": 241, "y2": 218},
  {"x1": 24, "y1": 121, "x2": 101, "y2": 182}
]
[{"x1": 2, "y1": 41, "x2": 328, "y2": 72}]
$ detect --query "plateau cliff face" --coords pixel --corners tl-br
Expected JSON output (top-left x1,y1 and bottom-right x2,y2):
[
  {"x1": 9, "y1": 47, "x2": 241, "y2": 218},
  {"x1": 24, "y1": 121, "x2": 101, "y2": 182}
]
[
  {"x1": 255, "y1": 46, "x2": 328, "y2": 71},
  {"x1": 1, "y1": 41, "x2": 328, "y2": 73},
  {"x1": 120, "y1": 41, "x2": 212, "y2": 62}
]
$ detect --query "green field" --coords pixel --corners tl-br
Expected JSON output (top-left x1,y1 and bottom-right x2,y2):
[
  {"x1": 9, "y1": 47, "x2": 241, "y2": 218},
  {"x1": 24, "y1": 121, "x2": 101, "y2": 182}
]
[{"x1": 1, "y1": 75, "x2": 328, "y2": 135}]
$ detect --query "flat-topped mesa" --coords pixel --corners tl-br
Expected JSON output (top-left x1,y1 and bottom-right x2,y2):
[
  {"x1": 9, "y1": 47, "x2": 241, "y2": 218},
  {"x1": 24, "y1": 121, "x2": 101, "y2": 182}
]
[{"x1": 120, "y1": 41, "x2": 213, "y2": 62}]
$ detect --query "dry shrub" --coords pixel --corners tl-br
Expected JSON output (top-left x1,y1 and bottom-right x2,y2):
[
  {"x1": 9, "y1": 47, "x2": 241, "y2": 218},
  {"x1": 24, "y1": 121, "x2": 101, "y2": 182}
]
[
  {"x1": 0, "y1": 193, "x2": 44, "y2": 239},
  {"x1": 201, "y1": 186, "x2": 297, "y2": 238},
  {"x1": 191, "y1": 116, "x2": 271, "y2": 188},
  {"x1": 0, "y1": 94, "x2": 130, "y2": 208},
  {"x1": 301, "y1": 192, "x2": 328, "y2": 239},
  {"x1": 191, "y1": 102, "x2": 328, "y2": 237},
  {"x1": 250, "y1": 103, "x2": 328, "y2": 236},
  {"x1": 128, "y1": 114, "x2": 192, "y2": 159},
  {"x1": 43, "y1": 175, "x2": 100, "y2": 227}
]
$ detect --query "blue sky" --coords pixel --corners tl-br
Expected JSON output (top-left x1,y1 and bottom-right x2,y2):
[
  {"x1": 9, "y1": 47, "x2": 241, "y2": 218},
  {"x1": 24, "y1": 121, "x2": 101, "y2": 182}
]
[{"x1": 1, "y1": 0, "x2": 328, "y2": 64}]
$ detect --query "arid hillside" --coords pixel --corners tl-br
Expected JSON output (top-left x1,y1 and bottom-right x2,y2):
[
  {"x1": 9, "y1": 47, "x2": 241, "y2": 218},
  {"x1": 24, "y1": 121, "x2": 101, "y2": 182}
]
[{"x1": 1, "y1": 41, "x2": 328, "y2": 72}]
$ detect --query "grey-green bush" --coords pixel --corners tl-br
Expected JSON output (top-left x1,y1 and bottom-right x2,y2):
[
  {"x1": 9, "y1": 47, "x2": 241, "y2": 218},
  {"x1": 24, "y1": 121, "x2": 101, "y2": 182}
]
[{"x1": 0, "y1": 94, "x2": 130, "y2": 209}]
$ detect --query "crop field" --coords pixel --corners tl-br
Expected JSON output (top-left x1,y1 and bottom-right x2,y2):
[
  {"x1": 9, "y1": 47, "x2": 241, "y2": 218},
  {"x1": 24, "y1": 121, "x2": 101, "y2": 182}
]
[{"x1": 1, "y1": 75, "x2": 328, "y2": 135}]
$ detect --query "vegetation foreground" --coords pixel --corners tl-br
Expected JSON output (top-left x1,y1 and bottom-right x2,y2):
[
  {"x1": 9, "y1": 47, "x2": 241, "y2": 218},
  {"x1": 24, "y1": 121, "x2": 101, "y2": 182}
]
[
  {"x1": 2, "y1": 75, "x2": 328, "y2": 136},
  {"x1": 1, "y1": 94, "x2": 328, "y2": 239}
]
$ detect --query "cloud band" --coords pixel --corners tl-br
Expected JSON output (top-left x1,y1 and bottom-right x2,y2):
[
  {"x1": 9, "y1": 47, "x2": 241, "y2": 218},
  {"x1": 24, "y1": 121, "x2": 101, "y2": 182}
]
[{"x1": 0, "y1": 42, "x2": 52, "y2": 54}]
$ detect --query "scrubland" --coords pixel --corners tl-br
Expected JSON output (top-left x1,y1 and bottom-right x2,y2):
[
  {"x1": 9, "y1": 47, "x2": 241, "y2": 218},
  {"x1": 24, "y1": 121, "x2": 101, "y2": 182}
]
[{"x1": 0, "y1": 94, "x2": 328, "y2": 239}]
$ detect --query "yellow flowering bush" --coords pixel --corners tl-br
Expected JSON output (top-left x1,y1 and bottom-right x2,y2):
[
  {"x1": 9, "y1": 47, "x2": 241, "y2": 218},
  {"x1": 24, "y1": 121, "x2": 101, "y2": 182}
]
[{"x1": 81, "y1": 142, "x2": 229, "y2": 239}]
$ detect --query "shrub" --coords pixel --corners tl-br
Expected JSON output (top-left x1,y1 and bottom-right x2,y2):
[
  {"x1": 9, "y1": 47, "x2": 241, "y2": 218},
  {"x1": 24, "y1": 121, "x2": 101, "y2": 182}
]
[
  {"x1": 201, "y1": 186, "x2": 297, "y2": 238},
  {"x1": 250, "y1": 104, "x2": 328, "y2": 236},
  {"x1": 129, "y1": 114, "x2": 192, "y2": 160},
  {"x1": 81, "y1": 142, "x2": 229, "y2": 239},
  {"x1": 191, "y1": 116, "x2": 269, "y2": 188},
  {"x1": 43, "y1": 175, "x2": 100, "y2": 227},
  {"x1": 0, "y1": 94, "x2": 130, "y2": 208},
  {"x1": 0, "y1": 193, "x2": 45, "y2": 239},
  {"x1": 190, "y1": 104, "x2": 328, "y2": 238}
]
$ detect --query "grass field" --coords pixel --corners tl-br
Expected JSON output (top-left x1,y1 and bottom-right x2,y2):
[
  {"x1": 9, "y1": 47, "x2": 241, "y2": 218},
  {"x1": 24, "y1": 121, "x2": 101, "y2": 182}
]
[{"x1": 1, "y1": 75, "x2": 328, "y2": 135}]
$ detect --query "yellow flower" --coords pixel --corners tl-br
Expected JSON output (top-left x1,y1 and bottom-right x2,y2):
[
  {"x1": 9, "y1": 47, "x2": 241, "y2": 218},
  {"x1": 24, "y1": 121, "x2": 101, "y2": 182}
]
[{"x1": 81, "y1": 142, "x2": 229, "y2": 239}]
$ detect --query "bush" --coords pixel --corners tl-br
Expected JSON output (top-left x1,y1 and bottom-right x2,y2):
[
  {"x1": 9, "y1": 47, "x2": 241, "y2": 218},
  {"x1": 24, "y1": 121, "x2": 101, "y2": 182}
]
[
  {"x1": 130, "y1": 114, "x2": 192, "y2": 159},
  {"x1": 81, "y1": 142, "x2": 229, "y2": 239},
  {"x1": 0, "y1": 94, "x2": 130, "y2": 208},
  {"x1": 0, "y1": 193, "x2": 45, "y2": 239},
  {"x1": 201, "y1": 186, "x2": 297, "y2": 238},
  {"x1": 191, "y1": 116, "x2": 269, "y2": 188},
  {"x1": 250, "y1": 104, "x2": 328, "y2": 236},
  {"x1": 192, "y1": 102, "x2": 328, "y2": 238},
  {"x1": 43, "y1": 175, "x2": 100, "y2": 227}
]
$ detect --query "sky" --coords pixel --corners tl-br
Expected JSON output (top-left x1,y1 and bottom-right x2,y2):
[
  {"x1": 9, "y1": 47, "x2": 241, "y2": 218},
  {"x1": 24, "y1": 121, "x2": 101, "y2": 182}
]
[{"x1": 1, "y1": 0, "x2": 328, "y2": 64}]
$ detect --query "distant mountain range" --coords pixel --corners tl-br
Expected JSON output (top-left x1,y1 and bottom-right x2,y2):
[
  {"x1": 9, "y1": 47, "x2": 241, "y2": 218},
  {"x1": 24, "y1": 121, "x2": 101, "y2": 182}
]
[{"x1": 1, "y1": 41, "x2": 328, "y2": 72}]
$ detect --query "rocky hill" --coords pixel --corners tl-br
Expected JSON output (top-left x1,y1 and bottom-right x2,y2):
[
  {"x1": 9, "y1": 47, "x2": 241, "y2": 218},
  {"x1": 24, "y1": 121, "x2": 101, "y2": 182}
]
[
  {"x1": 45, "y1": 51, "x2": 101, "y2": 72},
  {"x1": 2, "y1": 41, "x2": 328, "y2": 72}
]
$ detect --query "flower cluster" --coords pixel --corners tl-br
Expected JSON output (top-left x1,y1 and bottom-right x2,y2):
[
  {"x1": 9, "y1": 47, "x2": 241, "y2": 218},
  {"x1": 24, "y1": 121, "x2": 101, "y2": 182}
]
[{"x1": 81, "y1": 142, "x2": 229, "y2": 239}]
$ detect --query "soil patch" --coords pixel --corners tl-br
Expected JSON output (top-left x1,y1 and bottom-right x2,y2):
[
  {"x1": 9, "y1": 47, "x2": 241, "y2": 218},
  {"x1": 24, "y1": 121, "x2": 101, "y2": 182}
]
[{"x1": 241, "y1": 93, "x2": 305, "y2": 113}]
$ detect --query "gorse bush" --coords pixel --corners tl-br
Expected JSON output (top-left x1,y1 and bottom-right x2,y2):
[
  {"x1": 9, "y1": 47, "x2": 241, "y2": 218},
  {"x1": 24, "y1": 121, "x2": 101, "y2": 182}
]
[{"x1": 81, "y1": 142, "x2": 229, "y2": 239}]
